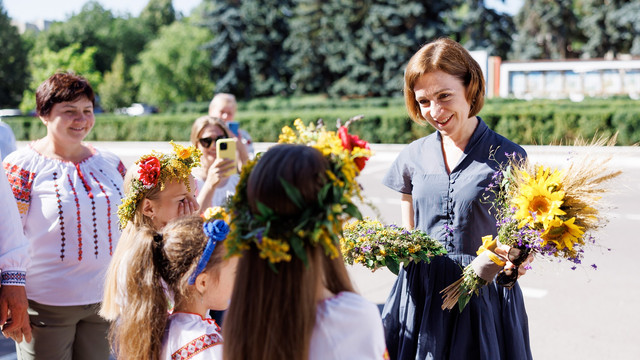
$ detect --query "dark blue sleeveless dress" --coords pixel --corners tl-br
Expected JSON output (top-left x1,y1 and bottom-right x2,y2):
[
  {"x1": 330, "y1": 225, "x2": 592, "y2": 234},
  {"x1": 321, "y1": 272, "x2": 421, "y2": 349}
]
[{"x1": 381, "y1": 119, "x2": 533, "y2": 360}]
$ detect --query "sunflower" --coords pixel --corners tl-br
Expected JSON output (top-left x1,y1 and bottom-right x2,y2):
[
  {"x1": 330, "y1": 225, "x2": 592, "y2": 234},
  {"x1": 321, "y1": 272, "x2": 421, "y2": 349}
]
[
  {"x1": 541, "y1": 217, "x2": 585, "y2": 250},
  {"x1": 512, "y1": 167, "x2": 566, "y2": 227}
]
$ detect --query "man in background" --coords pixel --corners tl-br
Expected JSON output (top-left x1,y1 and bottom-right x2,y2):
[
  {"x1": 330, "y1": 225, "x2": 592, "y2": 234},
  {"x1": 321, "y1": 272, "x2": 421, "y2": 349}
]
[{"x1": 208, "y1": 93, "x2": 255, "y2": 157}]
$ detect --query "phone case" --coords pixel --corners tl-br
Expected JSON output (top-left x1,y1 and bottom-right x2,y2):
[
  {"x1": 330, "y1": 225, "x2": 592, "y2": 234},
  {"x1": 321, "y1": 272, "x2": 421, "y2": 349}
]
[{"x1": 216, "y1": 138, "x2": 237, "y2": 176}]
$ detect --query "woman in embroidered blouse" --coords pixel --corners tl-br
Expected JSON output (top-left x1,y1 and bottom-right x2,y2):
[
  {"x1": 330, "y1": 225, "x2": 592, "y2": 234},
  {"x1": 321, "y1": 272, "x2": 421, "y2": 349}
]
[
  {"x1": 2, "y1": 72, "x2": 125, "y2": 360},
  {"x1": 190, "y1": 116, "x2": 248, "y2": 211},
  {"x1": 380, "y1": 38, "x2": 532, "y2": 360}
]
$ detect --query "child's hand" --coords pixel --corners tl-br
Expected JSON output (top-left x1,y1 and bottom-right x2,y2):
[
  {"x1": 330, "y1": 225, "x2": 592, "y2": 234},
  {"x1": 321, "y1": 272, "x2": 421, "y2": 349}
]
[{"x1": 178, "y1": 196, "x2": 199, "y2": 217}]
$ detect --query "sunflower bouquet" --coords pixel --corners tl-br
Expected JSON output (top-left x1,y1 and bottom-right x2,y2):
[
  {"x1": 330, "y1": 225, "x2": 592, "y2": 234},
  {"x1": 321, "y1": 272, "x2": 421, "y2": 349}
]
[
  {"x1": 441, "y1": 142, "x2": 622, "y2": 311},
  {"x1": 342, "y1": 218, "x2": 447, "y2": 275}
]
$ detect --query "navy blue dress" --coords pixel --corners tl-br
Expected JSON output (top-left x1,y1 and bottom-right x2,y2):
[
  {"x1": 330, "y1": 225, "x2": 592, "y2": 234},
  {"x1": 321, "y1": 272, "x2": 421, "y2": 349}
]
[{"x1": 381, "y1": 118, "x2": 533, "y2": 360}]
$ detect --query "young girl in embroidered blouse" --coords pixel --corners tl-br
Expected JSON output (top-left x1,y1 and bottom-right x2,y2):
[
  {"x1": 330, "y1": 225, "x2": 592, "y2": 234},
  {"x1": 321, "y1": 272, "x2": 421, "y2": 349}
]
[
  {"x1": 110, "y1": 214, "x2": 237, "y2": 360},
  {"x1": 100, "y1": 143, "x2": 201, "y2": 322},
  {"x1": 222, "y1": 144, "x2": 387, "y2": 360}
]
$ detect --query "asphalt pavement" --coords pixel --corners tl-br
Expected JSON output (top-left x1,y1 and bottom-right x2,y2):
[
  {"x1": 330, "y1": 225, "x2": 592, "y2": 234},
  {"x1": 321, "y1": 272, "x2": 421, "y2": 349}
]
[{"x1": 3, "y1": 141, "x2": 640, "y2": 359}]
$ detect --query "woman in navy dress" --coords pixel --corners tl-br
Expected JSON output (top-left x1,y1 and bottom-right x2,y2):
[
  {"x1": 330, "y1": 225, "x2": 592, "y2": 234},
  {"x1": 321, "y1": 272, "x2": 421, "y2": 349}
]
[{"x1": 381, "y1": 38, "x2": 533, "y2": 360}]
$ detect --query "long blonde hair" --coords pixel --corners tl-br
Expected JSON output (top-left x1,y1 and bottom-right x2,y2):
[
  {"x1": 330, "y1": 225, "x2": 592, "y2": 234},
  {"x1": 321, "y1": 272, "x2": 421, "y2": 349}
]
[
  {"x1": 108, "y1": 215, "x2": 226, "y2": 359},
  {"x1": 100, "y1": 165, "x2": 166, "y2": 321}
]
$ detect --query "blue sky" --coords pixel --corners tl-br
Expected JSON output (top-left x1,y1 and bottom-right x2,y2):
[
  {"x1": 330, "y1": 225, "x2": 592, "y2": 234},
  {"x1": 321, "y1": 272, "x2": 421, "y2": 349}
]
[{"x1": 5, "y1": 0, "x2": 523, "y2": 23}]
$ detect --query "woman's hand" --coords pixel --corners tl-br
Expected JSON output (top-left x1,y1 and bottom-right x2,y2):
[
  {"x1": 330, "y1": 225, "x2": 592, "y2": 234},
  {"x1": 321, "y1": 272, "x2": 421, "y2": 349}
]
[
  {"x1": 204, "y1": 157, "x2": 235, "y2": 189},
  {"x1": 495, "y1": 245, "x2": 534, "y2": 278},
  {"x1": 196, "y1": 157, "x2": 236, "y2": 211}
]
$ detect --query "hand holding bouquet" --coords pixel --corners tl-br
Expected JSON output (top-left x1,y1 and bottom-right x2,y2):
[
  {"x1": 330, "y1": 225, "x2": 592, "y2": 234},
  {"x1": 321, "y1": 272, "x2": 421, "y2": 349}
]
[
  {"x1": 441, "y1": 141, "x2": 622, "y2": 311},
  {"x1": 342, "y1": 218, "x2": 447, "y2": 275}
]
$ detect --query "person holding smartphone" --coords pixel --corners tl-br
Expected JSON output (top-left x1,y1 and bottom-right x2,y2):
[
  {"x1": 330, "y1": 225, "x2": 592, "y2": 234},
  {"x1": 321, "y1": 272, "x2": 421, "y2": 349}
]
[
  {"x1": 190, "y1": 116, "x2": 248, "y2": 211},
  {"x1": 208, "y1": 93, "x2": 255, "y2": 158}
]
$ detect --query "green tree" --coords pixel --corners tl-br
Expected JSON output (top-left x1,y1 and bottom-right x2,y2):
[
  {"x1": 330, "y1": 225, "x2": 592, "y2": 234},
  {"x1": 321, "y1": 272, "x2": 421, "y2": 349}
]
[
  {"x1": 98, "y1": 53, "x2": 134, "y2": 112},
  {"x1": 200, "y1": 0, "x2": 249, "y2": 96},
  {"x1": 511, "y1": 0, "x2": 582, "y2": 59},
  {"x1": 450, "y1": 0, "x2": 516, "y2": 60},
  {"x1": 238, "y1": 0, "x2": 294, "y2": 97},
  {"x1": 284, "y1": 0, "x2": 330, "y2": 94},
  {"x1": 355, "y1": 0, "x2": 454, "y2": 96},
  {"x1": 139, "y1": 0, "x2": 176, "y2": 35},
  {"x1": 131, "y1": 21, "x2": 214, "y2": 108},
  {"x1": 19, "y1": 43, "x2": 101, "y2": 113},
  {"x1": 578, "y1": 0, "x2": 640, "y2": 57},
  {"x1": 0, "y1": 0, "x2": 29, "y2": 107},
  {"x1": 318, "y1": 0, "x2": 370, "y2": 97}
]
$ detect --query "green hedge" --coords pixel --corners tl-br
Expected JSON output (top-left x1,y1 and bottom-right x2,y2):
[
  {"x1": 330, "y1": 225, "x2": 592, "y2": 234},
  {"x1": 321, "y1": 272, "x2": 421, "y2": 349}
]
[{"x1": 5, "y1": 97, "x2": 640, "y2": 145}]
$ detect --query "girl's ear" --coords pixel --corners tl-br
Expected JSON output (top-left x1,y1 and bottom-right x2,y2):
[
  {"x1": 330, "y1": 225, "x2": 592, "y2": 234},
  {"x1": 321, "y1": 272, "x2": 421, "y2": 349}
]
[
  {"x1": 141, "y1": 198, "x2": 155, "y2": 219},
  {"x1": 194, "y1": 272, "x2": 209, "y2": 294}
]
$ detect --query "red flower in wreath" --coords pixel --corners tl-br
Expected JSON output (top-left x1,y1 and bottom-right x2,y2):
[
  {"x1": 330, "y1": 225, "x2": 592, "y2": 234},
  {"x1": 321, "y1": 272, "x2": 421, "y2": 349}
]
[
  {"x1": 138, "y1": 156, "x2": 161, "y2": 186},
  {"x1": 338, "y1": 126, "x2": 370, "y2": 171}
]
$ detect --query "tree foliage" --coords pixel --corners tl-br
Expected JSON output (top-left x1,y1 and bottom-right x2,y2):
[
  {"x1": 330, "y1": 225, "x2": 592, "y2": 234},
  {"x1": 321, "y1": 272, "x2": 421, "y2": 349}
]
[
  {"x1": 98, "y1": 53, "x2": 134, "y2": 112},
  {"x1": 19, "y1": 43, "x2": 101, "y2": 113},
  {"x1": 200, "y1": 0, "x2": 249, "y2": 96},
  {"x1": 511, "y1": 0, "x2": 583, "y2": 60},
  {"x1": 578, "y1": 0, "x2": 640, "y2": 57},
  {"x1": 238, "y1": 0, "x2": 294, "y2": 97},
  {"x1": 139, "y1": 0, "x2": 176, "y2": 35},
  {"x1": 131, "y1": 21, "x2": 214, "y2": 108},
  {"x1": 0, "y1": 0, "x2": 29, "y2": 107}
]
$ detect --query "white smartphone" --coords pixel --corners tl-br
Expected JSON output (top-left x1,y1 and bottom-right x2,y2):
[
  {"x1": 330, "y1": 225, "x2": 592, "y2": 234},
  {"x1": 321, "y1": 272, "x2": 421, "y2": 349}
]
[{"x1": 216, "y1": 138, "x2": 237, "y2": 176}]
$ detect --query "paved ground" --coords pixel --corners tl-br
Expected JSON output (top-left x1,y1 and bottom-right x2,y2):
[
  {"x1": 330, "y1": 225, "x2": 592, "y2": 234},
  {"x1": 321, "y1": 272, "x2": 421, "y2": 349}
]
[{"x1": 3, "y1": 141, "x2": 640, "y2": 359}]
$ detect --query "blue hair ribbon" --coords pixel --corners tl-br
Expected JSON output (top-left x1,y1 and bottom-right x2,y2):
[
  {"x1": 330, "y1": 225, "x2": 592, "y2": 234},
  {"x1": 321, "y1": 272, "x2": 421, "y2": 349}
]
[{"x1": 188, "y1": 219, "x2": 230, "y2": 285}]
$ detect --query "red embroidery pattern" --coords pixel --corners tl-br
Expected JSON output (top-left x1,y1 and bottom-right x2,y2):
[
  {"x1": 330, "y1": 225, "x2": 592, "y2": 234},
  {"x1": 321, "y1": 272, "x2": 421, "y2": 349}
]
[
  {"x1": 117, "y1": 161, "x2": 127, "y2": 179},
  {"x1": 53, "y1": 172, "x2": 67, "y2": 261},
  {"x1": 67, "y1": 175, "x2": 83, "y2": 261},
  {"x1": 3, "y1": 163, "x2": 35, "y2": 207},
  {"x1": 171, "y1": 333, "x2": 222, "y2": 360},
  {"x1": 91, "y1": 172, "x2": 113, "y2": 255}
]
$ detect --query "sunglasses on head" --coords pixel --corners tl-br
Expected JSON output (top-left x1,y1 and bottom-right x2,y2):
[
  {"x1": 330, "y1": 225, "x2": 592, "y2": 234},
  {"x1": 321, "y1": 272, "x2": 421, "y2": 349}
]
[{"x1": 198, "y1": 135, "x2": 228, "y2": 149}]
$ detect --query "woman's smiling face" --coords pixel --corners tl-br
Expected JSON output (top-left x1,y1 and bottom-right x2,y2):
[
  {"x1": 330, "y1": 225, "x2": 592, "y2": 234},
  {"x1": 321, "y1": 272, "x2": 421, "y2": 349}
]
[
  {"x1": 413, "y1": 70, "x2": 474, "y2": 141},
  {"x1": 42, "y1": 96, "x2": 95, "y2": 145}
]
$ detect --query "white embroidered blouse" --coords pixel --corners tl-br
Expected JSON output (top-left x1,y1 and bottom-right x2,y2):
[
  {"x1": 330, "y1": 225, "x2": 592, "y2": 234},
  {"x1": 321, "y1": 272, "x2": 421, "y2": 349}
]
[
  {"x1": 3, "y1": 144, "x2": 125, "y2": 306},
  {"x1": 161, "y1": 312, "x2": 223, "y2": 360},
  {"x1": 310, "y1": 291, "x2": 389, "y2": 360},
  {"x1": 0, "y1": 168, "x2": 29, "y2": 286}
]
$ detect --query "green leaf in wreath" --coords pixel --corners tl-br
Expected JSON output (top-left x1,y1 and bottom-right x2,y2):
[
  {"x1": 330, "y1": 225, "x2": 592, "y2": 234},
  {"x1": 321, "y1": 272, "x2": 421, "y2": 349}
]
[
  {"x1": 279, "y1": 177, "x2": 305, "y2": 209},
  {"x1": 290, "y1": 236, "x2": 308, "y2": 266}
]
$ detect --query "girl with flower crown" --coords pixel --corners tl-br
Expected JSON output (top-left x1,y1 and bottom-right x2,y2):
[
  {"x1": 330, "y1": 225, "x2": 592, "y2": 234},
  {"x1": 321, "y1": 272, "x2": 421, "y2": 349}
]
[
  {"x1": 222, "y1": 144, "x2": 387, "y2": 360},
  {"x1": 100, "y1": 142, "x2": 201, "y2": 323},
  {"x1": 109, "y1": 213, "x2": 237, "y2": 360}
]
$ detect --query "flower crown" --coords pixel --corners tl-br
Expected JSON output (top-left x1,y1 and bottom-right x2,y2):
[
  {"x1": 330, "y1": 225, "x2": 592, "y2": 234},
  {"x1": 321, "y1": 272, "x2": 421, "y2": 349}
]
[
  {"x1": 117, "y1": 142, "x2": 201, "y2": 228},
  {"x1": 224, "y1": 117, "x2": 372, "y2": 271}
]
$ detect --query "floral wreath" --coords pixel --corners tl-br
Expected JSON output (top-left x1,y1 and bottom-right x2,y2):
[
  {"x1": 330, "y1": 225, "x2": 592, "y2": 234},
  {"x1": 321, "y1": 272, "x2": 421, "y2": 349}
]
[
  {"x1": 224, "y1": 117, "x2": 372, "y2": 271},
  {"x1": 117, "y1": 141, "x2": 201, "y2": 228}
]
